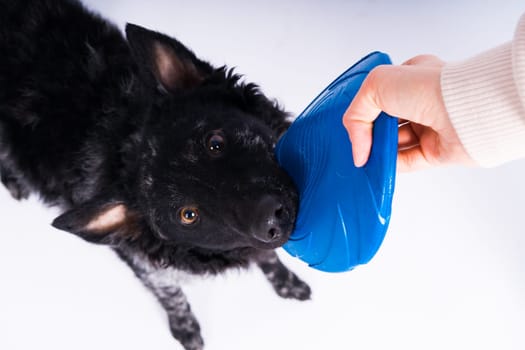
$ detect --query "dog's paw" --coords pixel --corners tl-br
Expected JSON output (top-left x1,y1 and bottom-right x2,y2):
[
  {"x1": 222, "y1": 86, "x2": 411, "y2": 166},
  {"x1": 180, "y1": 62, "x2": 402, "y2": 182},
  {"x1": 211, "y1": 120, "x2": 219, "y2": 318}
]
[
  {"x1": 256, "y1": 251, "x2": 312, "y2": 301},
  {"x1": 179, "y1": 335, "x2": 204, "y2": 350},
  {"x1": 176, "y1": 332, "x2": 204, "y2": 350},
  {"x1": 169, "y1": 316, "x2": 204, "y2": 350},
  {"x1": 273, "y1": 272, "x2": 312, "y2": 301},
  {"x1": 1, "y1": 173, "x2": 30, "y2": 200}
]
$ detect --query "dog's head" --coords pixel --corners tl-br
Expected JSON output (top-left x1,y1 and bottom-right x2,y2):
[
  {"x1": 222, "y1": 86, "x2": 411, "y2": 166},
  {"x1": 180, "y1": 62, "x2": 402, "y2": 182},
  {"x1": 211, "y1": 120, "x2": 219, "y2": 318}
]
[{"x1": 52, "y1": 24, "x2": 298, "y2": 256}]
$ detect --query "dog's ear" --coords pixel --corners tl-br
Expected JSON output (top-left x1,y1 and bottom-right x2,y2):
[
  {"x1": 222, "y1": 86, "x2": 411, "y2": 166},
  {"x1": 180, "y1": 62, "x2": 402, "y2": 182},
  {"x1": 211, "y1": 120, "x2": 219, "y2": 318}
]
[
  {"x1": 125, "y1": 23, "x2": 213, "y2": 93},
  {"x1": 52, "y1": 199, "x2": 142, "y2": 245}
]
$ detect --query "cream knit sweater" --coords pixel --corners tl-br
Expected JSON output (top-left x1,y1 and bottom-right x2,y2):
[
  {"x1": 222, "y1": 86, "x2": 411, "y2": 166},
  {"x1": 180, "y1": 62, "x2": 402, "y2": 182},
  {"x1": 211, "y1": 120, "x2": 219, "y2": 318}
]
[{"x1": 441, "y1": 14, "x2": 525, "y2": 167}]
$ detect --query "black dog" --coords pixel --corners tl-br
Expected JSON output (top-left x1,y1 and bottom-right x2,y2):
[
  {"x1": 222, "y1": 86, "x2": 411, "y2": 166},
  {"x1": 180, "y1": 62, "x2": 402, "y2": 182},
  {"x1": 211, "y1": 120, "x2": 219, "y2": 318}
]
[{"x1": 0, "y1": 0, "x2": 310, "y2": 348}]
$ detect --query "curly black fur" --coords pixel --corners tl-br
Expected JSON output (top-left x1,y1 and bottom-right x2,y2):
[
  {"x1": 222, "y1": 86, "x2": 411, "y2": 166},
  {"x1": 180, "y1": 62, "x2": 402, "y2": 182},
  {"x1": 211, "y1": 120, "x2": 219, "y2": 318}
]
[{"x1": 0, "y1": 1, "x2": 310, "y2": 349}]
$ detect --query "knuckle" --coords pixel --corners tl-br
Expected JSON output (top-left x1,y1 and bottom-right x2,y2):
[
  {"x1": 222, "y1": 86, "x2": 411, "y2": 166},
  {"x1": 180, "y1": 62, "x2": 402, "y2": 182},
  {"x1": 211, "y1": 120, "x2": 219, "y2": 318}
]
[
  {"x1": 404, "y1": 54, "x2": 444, "y2": 67},
  {"x1": 367, "y1": 65, "x2": 388, "y2": 85},
  {"x1": 363, "y1": 65, "x2": 389, "y2": 106}
]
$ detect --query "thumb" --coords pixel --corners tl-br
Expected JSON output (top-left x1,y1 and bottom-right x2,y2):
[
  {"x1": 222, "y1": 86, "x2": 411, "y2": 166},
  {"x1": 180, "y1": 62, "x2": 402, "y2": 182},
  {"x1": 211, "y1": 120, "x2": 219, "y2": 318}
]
[{"x1": 342, "y1": 65, "x2": 389, "y2": 167}]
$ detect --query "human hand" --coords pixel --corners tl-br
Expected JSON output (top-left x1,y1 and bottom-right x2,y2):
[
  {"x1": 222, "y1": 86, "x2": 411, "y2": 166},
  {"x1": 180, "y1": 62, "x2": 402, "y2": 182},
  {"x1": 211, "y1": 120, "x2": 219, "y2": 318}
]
[{"x1": 342, "y1": 55, "x2": 473, "y2": 171}]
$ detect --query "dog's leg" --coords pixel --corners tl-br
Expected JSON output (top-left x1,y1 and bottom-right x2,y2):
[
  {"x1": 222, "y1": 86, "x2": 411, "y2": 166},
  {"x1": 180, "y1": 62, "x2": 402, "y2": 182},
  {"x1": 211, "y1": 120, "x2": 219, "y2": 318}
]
[
  {"x1": 151, "y1": 281, "x2": 203, "y2": 350},
  {"x1": 115, "y1": 249, "x2": 204, "y2": 350},
  {"x1": 256, "y1": 250, "x2": 311, "y2": 301},
  {"x1": 0, "y1": 163, "x2": 30, "y2": 200}
]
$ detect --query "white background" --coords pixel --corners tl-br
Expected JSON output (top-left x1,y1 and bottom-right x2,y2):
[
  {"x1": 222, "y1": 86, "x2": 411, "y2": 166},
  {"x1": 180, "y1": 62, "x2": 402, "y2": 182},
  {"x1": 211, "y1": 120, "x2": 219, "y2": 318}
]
[{"x1": 1, "y1": 1, "x2": 524, "y2": 349}]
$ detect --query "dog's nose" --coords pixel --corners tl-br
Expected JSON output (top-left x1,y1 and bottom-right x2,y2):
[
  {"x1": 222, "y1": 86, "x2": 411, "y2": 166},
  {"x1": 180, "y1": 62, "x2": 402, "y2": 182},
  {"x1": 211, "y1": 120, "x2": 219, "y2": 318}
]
[{"x1": 252, "y1": 195, "x2": 286, "y2": 243}]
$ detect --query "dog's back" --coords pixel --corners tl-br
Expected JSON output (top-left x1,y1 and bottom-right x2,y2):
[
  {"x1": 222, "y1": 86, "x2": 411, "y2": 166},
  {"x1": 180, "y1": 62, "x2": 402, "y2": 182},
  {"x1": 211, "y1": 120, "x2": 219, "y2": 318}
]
[{"x1": 0, "y1": 0, "x2": 136, "y2": 206}]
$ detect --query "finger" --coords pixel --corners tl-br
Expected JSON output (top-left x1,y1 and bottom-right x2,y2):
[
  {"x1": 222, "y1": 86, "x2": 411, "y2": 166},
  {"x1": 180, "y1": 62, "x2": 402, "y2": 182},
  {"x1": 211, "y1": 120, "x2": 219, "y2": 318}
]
[
  {"x1": 398, "y1": 123, "x2": 419, "y2": 150},
  {"x1": 397, "y1": 146, "x2": 432, "y2": 172},
  {"x1": 345, "y1": 119, "x2": 374, "y2": 167},
  {"x1": 342, "y1": 65, "x2": 389, "y2": 166}
]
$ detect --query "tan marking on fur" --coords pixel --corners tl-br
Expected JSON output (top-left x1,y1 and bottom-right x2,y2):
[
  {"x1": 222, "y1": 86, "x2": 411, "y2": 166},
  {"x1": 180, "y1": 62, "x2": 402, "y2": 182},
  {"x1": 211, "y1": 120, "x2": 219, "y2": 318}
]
[{"x1": 86, "y1": 203, "x2": 127, "y2": 233}]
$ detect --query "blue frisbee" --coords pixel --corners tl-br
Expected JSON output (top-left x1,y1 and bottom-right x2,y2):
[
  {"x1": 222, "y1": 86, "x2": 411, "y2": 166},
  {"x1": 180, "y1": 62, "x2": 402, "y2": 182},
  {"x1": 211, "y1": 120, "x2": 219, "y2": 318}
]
[{"x1": 275, "y1": 52, "x2": 398, "y2": 272}]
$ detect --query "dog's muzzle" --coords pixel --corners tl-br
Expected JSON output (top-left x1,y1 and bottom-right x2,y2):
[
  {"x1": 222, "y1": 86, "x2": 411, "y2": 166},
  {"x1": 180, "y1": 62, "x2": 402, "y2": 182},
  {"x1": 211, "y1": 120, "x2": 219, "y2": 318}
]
[{"x1": 249, "y1": 194, "x2": 293, "y2": 244}]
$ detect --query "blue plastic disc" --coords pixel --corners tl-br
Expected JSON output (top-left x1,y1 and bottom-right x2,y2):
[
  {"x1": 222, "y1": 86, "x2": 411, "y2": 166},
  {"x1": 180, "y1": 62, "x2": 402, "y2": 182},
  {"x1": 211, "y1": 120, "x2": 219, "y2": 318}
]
[{"x1": 275, "y1": 52, "x2": 398, "y2": 272}]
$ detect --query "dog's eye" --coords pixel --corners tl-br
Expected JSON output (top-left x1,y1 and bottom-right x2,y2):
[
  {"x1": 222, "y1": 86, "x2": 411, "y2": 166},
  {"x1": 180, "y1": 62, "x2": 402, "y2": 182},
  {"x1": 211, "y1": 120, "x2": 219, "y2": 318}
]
[
  {"x1": 179, "y1": 207, "x2": 199, "y2": 225},
  {"x1": 205, "y1": 130, "x2": 226, "y2": 157}
]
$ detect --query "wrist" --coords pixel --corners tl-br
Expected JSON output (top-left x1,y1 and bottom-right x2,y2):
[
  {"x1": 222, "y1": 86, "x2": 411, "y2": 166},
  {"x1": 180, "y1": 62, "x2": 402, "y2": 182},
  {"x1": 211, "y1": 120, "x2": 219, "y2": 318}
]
[{"x1": 441, "y1": 42, "x2": 525, "y2": 167}]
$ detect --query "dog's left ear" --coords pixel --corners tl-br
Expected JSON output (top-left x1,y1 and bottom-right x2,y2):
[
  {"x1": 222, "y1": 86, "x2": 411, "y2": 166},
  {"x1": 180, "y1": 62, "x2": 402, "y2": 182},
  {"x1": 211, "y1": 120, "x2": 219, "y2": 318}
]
[
  {"x1": 52, "y1": 198, "x2": 142, "y2": 246},
  {"x1": 125, "y1": 23, "x2": 213, "y2": 93}
]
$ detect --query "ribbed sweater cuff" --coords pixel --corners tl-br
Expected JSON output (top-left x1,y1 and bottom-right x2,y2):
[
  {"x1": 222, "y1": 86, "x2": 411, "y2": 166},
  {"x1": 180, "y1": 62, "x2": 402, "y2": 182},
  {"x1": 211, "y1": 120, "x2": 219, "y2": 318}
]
[{"x1": 441, "y1": 43, "x2": 525, "y2": 167}]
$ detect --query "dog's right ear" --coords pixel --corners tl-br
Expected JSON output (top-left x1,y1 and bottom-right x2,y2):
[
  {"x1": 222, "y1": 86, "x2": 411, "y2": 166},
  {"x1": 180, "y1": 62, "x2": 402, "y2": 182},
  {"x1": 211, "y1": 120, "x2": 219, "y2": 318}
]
[
  {"x1": 52, "y1": 198, "x2": 142, "y2": 246},
  {"x1": 125, "y1": 23, "x2": 213, "y2": 93}
]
